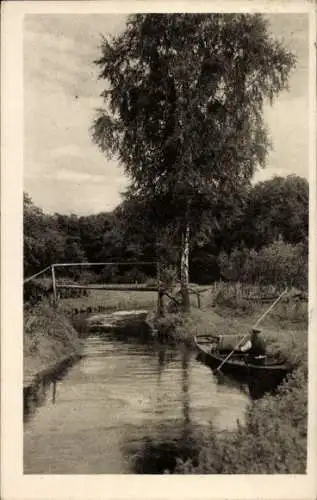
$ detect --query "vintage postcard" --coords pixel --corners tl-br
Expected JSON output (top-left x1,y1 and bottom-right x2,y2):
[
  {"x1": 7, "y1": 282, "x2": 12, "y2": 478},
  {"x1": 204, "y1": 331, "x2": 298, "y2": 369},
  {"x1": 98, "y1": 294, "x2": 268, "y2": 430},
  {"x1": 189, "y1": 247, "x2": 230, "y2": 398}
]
[{"x1": 1, "y1": 0, "x2": 316, "y2": 499}]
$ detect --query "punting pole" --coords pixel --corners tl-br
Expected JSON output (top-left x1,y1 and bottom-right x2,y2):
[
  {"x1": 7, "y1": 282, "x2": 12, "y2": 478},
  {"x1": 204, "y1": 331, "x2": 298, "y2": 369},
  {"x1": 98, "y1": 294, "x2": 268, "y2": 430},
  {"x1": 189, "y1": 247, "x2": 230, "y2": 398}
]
[
  {"x1": 252, "y1": 288, "x2": 289, "y2": 328},
  {"x1": 215, "y1": 288, "x2": 288, "y2": 374},
  {"x1": 214, "y1": 333, "x2": 251, "y2": 374}
]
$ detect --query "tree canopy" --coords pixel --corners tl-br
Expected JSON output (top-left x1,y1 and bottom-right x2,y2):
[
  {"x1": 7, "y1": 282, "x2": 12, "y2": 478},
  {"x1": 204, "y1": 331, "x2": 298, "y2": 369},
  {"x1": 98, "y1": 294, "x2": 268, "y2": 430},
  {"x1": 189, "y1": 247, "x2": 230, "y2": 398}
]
[
  {"x1": 92, "y1": 14, "x2": 295, "y2": 225},
  {"x1": 91, "y1": 14, "x2": 295, "y2": 309},
  {"x1": 242, "y1": 175, "x2": 309, "y2": 249}
]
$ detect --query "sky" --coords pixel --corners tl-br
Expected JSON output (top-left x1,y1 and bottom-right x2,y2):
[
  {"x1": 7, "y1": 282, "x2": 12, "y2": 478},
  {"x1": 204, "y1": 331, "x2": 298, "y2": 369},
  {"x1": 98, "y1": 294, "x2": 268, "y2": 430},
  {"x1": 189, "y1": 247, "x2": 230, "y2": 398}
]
[{"x1": 24, "y1": 13, "x2": 309, "y2": 215}]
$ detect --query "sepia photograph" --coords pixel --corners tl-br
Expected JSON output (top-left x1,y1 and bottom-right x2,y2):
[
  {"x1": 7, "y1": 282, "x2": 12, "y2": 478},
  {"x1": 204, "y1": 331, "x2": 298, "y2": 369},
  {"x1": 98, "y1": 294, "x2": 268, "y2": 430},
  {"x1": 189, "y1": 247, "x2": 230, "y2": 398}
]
[{"x1": 1, "y1": 1, "x2": 316, "y2": 499}]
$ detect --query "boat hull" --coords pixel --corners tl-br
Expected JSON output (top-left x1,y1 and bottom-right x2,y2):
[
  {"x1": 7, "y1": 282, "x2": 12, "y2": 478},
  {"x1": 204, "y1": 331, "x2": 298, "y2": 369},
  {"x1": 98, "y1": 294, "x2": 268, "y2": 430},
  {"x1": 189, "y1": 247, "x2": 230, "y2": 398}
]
[{"x1": 194, "y1": 337, "x2": 291, "y2": 399}]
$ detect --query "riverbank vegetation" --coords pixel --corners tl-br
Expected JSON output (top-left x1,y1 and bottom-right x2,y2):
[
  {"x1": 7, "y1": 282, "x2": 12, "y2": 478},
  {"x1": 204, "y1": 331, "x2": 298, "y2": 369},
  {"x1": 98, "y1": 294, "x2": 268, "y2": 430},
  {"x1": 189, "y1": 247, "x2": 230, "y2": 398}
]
[
  {"x1": 174, "y1": 365, "x2": 307, "y2": 473},
  {"x1": 24, "y1": 174, "x2": 308, "y2": 322},
  {"x1": 24, "y1": 174, "x2": 308, "y2": 292},
  {"x1": 155, "y1": 295, "x2": 307, "y2": 361},
  {"x1": 24, "y1": 302, "x2": 82, "y2": 384}
]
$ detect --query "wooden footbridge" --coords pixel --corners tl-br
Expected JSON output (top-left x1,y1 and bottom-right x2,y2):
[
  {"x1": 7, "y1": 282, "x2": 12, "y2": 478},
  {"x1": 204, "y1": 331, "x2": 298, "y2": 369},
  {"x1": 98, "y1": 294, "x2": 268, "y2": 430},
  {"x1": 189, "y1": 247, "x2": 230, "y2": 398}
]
[
  {"x1": 23, "y1": 261, "x2": 204, "y2": 314},
  {"x1": 23, "y1": 262, "x2": 306, "y2": 314}
]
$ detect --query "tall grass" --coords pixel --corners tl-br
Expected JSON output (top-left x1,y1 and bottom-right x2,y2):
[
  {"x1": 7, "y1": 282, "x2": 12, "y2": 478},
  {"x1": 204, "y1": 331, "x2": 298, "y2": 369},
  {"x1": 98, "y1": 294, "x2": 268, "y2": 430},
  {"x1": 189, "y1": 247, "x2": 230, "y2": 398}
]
[{"x1": 211, "y1": 283, "x2": 307, "y2": 324}]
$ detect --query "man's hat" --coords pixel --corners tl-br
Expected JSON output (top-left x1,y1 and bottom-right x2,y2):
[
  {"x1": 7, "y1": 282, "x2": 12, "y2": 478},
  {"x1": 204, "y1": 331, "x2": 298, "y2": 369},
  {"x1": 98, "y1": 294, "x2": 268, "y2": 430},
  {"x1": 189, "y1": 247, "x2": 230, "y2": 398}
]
[{"x1": 251, "y1": 327, "x2": 262, "y2": 334}]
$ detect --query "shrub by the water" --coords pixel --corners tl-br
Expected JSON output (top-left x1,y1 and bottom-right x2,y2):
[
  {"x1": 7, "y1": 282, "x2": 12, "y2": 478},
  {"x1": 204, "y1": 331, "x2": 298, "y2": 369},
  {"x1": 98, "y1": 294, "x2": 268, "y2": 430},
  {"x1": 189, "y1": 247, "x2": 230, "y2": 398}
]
[
  {"x1": 24, "y1": 278, "x2": 53, "y2": 307},
  {"x1": 218, "y1": 239, "x2": 307, "y2": 290},
  {"x1": 24, "y1": 276, "x2": 90, "y2": 306},
  {"x1": 154, "y1": 313, "x2": 191, "y2": 343},
  {"x1": 174, "y1": 366, "x2": 307, "y2": 474}
]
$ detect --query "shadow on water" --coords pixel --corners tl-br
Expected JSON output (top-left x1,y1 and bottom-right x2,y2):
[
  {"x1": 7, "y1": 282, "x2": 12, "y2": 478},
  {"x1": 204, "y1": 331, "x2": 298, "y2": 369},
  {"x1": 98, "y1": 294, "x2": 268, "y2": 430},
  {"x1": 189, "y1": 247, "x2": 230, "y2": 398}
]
[
  {"x1": 212, "y1": 366, "x2": 271, "y2": 400},
  {"x1": 129, "y1": 431, "x2": 201, "y2": 474},
  {"x1": 214, "y1": 371, "x2": 250, "y2": 397},
  {"x1": 23, "y1": 356, "x2": 83, "y2": 423},
  {"x1": 24, "y1": 379, "x2": 52, "y2": 423},
  {"x1": 126, "y1": 346, "x2": 201, "y2": 474}
]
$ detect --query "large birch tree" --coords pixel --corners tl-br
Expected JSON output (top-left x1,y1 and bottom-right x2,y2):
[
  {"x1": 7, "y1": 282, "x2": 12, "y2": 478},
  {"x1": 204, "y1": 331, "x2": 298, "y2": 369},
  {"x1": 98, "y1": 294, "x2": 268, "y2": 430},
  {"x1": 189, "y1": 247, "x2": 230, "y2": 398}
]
[{"x1": 92, "y1": 13, "x2": 295, "y2": 311}]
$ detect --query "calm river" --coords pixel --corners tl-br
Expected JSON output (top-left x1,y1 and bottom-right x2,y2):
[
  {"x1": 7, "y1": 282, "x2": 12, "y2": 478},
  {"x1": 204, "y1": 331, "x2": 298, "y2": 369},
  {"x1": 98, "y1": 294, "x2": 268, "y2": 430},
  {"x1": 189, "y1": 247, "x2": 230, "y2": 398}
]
[{"x1": 24, "y1": 329, "x2": 250, "y2": 474}]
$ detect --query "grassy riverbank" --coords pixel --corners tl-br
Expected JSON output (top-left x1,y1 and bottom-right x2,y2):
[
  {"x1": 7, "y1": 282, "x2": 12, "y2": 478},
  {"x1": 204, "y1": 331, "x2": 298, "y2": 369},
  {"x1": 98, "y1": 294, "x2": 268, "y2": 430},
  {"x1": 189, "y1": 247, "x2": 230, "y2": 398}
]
[
  {"x1": 24, "y1": 302, "x2": 82, "y2": 384},
  {"x1": 155, "y1": 284, "x2": 307, "y2": 351}
]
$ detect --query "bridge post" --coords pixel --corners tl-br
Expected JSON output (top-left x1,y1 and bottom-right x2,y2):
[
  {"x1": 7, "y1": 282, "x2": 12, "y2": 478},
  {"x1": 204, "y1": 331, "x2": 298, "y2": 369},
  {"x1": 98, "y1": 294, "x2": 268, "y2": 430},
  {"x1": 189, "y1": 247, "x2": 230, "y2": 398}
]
[
  {"x1": 158, "y1": 290, "x2": 165, "y2": 317},
  {"x1": 51, "y1": 265, "x2": 57, "y2": 306},
  {"x1": 197, "y1": 292, "x2": 201, "y2": 309}
]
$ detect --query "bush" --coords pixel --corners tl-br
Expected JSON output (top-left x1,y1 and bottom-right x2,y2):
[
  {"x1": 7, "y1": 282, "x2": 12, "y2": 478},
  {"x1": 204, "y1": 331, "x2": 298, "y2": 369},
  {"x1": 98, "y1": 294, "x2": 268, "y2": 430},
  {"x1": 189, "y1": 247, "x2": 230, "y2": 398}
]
[
  {"x1": 118, "y1": 267, "x2": 149, "y2": 284},
  {"x1": 72, "y1": 269, "x2": 97, "y2": 284},
  {"x1": 24, "y1": 278, "x2": 53, "y2": 306},
  {"x1": 174, "y1": 366, "x2": 307, "y2": 474},
  {"x1": 154, "y1": 313, "x2": 190, "y2": 343},
  {"x1": 154, "y1": 308, "x2": 251, "y2": 343},
  {"x1": 218, "y1": 239, "x2": 307, "y2": 290},
  {"x1": 159, "y1": 265, "x2": 178, "y2": 289}
]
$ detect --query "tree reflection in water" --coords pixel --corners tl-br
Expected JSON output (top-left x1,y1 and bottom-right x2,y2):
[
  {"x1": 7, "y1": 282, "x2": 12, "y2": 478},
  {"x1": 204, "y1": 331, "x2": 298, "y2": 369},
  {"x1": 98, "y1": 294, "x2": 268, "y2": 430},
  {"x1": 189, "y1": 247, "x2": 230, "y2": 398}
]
[{"x1": 130, "y1": 343, "x2": 200, "y2": 474}]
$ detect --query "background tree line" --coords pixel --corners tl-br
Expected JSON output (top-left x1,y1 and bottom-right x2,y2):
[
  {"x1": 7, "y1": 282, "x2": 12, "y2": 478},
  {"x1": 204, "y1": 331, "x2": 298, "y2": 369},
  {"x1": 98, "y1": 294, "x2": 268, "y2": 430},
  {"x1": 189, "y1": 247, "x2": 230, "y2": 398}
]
[{"x1": 24, "y1": 174, "x2": 308, "y2": 289}]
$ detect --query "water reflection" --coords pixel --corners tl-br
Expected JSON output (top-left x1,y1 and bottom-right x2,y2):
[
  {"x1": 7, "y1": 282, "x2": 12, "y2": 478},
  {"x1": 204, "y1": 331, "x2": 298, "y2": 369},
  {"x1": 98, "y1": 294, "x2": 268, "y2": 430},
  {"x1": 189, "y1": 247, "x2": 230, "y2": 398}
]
[
  {"x1": 181, "y1": 346, "x2": 190, "y2": 426},
  {"x1": 24, "y1": 333, "x2": 249, "y2": 474},
  {"x1": 214, "y1": 371, "x2": 250, "y2": 396},
  {"x1": 155, "y1": 344, "x2": 165, "y2": 414}
]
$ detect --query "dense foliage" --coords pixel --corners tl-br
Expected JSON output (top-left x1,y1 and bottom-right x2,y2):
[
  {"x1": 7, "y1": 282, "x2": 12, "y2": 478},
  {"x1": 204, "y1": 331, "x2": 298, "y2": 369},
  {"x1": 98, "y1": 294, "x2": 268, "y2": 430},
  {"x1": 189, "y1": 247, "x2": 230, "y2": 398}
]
[
  {"x1": 24, "y1": 173, "x2": 308, "y2": 289},
  {"x1": 24, "y1": 172, "x2": 308, "y2": 288},
  {"x1": 241, "y1": 175, "x2": 309, "y2": 249},
  {"x1": 92, "y1": 13, "x2": 295, "y2": 310},
  {"x1": 24, "y1": 193, "x2": 87, "y2": 278},
  {"x1": 218, "y1": 238, "x2": 308, "y2": 289}
]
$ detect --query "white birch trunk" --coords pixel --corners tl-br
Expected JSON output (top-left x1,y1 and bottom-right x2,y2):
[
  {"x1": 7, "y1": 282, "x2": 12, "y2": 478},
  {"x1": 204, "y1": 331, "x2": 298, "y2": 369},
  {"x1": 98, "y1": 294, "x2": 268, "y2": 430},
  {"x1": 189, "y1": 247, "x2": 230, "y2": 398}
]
[{"x1": 180, "y1": 223, "x2": 190, "y2": 312}]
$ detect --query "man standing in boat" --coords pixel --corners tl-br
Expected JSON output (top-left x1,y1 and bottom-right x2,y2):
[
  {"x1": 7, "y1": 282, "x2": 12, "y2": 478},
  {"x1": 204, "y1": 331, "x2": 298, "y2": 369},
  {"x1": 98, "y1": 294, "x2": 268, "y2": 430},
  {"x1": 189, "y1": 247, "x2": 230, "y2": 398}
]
[{"x1": 240, "y1": 328, "x2": 267, "y2": 365}]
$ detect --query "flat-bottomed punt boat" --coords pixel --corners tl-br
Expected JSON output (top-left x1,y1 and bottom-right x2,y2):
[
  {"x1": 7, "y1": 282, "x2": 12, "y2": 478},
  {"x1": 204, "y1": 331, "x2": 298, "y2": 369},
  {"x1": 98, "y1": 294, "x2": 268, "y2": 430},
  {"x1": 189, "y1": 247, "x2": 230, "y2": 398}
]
[{"x1": 194, "y1": 336, "x2": 292, "y2": 399}]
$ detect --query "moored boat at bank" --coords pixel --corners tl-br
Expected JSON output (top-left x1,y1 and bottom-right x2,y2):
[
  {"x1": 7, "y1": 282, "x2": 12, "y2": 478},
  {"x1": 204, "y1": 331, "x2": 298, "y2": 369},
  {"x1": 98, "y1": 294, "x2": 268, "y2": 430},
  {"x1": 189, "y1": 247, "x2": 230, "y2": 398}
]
[{"x1": 194, "y1": 336, "x2": 292, "y2": 399}]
